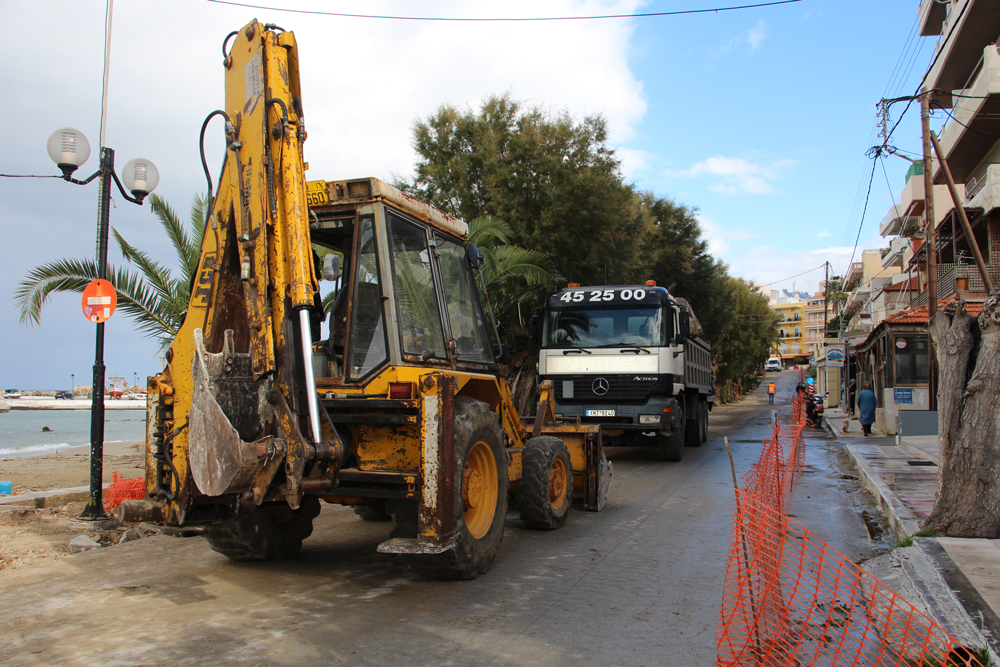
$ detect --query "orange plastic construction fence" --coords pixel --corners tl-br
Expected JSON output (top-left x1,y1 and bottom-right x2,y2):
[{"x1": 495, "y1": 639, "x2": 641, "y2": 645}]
[
  {"x1": 716, "y1": 392, "x2": 984, "y2": 666},
  {"x1": 103, "y1": 471, "x2": 145, "y2": 512}
]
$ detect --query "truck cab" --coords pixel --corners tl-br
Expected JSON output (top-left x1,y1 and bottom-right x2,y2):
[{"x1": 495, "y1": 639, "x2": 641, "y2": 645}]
[{"x1": 532, "y1": 284, "x2": 712, "y2": 461}]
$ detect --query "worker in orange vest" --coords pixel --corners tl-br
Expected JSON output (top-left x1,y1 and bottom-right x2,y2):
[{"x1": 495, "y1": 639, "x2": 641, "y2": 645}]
[{"x1": 767, "y1": 381, "x2": 776, "y2": 405}]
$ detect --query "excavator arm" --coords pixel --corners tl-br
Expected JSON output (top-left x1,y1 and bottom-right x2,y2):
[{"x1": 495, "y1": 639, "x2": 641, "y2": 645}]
[{"x1": 145, "y1": 21, "x2": 342, "y2": 524}]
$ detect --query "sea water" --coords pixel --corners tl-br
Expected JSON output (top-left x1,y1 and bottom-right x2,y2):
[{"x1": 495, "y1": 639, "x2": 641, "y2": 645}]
[{"x1": 0, "y1": 410, "x2": 146, "y2": 458}]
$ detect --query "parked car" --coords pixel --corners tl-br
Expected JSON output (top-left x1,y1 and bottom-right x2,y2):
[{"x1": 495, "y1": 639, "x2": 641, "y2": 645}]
[
  {"x1": 765, "y1": 358, "x2": 782, "y2": 373},
  {"x1": 54, "y1": 390, "x2": 74, "y2": 400},
  {"x1": 4, "y1": 389, "x2": 22, "y2": 399}
]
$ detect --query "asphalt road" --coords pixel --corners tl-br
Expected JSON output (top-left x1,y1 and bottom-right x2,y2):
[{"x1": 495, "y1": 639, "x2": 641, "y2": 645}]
[{"x1": 0, "y1": 372, "x2": 889, "y2": 666}]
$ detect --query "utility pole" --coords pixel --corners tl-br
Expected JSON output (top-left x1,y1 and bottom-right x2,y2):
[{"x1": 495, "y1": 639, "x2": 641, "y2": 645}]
[
  {"x1": 823, "y1": 261, "x2": 829, "y2": 338},
  {"x1": 920, "y1": 91, "x2": 938, "y2": 410}
]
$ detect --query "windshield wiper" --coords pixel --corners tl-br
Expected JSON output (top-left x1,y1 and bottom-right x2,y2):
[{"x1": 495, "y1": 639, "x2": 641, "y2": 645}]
[
  {"x1": 562, "y1": 348, "x2": 593, "y2": 355},
  {"x1": 593, "y1": 343, "x2": 652, "y2": 353}
]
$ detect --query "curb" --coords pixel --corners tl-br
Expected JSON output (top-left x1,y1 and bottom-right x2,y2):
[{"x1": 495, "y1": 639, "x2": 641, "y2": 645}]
[
  {"x1": 862, "y1": 540, "x2": 1000, "y2": 664},
  {"x1": 843, "y1": 444, "x2": 923, "y2": 541}
]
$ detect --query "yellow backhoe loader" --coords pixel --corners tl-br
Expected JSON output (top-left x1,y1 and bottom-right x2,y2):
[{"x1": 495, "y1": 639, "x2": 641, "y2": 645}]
[{"x1": 121, "y1": 20, "x2": 611, "y2": 579}]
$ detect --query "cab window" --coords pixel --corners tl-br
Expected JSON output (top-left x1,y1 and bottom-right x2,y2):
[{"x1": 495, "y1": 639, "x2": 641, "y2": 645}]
[
  {"x1": 436, "y1": 236, "x2": 493, "y2": 363},
  {"x1": 347, "y1": 215, "x2": 388, "y2": 379},
  {"x1": 387, "y1": 211, "x2": 447, "y2": 359}
]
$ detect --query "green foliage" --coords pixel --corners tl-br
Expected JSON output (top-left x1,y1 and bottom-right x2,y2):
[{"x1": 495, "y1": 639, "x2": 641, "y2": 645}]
[
  {"x1": 896, "y1": 536, "x2": 914, "y2": 548},
  {"x1": 708, "y1": 278, "x2": 779, "y2": 402},
  {"x1": 399, "y1": 94, "x2": 651, "y2": 287},
  {"x1": 467, "y1": 216, "x2": 558, "y2": 341},
  {"x1": 15, "y1": 193, "x2": 209, "y2": 344}
]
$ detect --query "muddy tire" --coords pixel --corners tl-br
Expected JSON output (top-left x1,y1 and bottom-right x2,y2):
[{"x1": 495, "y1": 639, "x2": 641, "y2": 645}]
[
  {"x1": 205, "y1": 496, "x2": 321, "y2": 561},
  {"x1": 353, "y1": 503, "x2": 391, "y2": 522},
  {"x1": 407, "y1": 397, "x2": 508, "y2": 580},
  {"x1": 516, "y1": 436, "x2": 573, "y2": 530}
]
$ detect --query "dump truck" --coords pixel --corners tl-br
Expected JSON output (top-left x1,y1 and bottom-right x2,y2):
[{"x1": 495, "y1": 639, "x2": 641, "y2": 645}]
[
  {"x1": 120, "y1": 20, "x2": 611, "y2": 579},
  {"x1": 531, "y1": 283, "x2": 712, "y2": 461}
]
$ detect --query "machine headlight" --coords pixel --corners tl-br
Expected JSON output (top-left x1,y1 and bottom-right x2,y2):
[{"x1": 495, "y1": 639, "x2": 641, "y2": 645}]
[{"x1": 639, "y1": 414, "x2": 661, "y2": 425}]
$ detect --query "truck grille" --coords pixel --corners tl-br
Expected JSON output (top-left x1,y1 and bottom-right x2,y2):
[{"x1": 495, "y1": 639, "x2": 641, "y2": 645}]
[{"x1": 553, "y1": 375, "x2": 660, "y2": 404}]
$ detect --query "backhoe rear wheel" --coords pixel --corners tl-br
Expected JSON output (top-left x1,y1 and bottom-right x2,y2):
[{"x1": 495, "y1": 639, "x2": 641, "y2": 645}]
[
  {"x1": 205, "y1": 496, "x2": 321, "y2": 561},
  {"x1": 407, "y1": 396, "x2": 507, "y2": 580},
  {"x1": 517, "y1": 436, "x2": 573, "y2": 530}
]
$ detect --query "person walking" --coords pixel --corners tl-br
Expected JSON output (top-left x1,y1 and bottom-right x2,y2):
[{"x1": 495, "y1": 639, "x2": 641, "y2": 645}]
[
  {"x1": 767, "y1": 381, "x2": 776, "y2": 405},
  {"x1": 848, "y1": 378, "x2": 857, "y2": 416},
  {"x1": 857, "y1": 381, "x2": 877, "y2": 436}
]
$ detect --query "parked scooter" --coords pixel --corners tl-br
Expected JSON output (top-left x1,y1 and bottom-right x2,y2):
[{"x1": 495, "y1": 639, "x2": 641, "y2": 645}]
[{"x1": 805, "y1": 392, "x2": 825, "y2": 429}]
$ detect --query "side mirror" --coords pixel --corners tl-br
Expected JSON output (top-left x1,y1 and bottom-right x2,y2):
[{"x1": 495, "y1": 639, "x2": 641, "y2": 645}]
[
  {"x1": 678, "y1": 311, "x2": 691, "y2": 339},
  {"x1": 492, "y1": 342, "x2": 508, "y2": 365},
  {"x1": 529, "y1": 311, "x2": 542, "y2": 352},
  {"x1": 322, "y1": 254, "x2": 341, "y2": 282},
  {"x1": 467, "y1": 243, "x2": 485, "y2": 269}
]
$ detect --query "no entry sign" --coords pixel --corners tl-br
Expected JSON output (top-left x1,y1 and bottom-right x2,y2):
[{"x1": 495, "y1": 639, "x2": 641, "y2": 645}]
[{"x1": 81, "y1": 279, "x2": 117, "y2": 323}]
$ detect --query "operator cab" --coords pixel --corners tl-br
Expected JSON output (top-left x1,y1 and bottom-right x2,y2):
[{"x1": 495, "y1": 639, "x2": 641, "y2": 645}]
[{"x1": 307, "y1": 178, "x2": 500, "y2": 386}]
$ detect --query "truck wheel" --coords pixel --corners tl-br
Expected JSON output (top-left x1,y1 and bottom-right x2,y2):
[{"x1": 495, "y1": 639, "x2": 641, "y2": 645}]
[
  {"x1": 516, "y1": 436, "x2": 573, "y2": 530},
  {"x1": 685, "y1": 403, "x2": 701, "y2": 448},
  {"x1": 408, "y1": 397, "x2": 508, "y2": 580},
  {"x1": 205, "y1": 496, "x2": 321, "y2": 561},
  {"x1": 353, "y1": 502, "x2": 391, "y2": 522},
  {"x1": 658, "y1": 405, "x2": 683, "y2": 462},
  {"x1": 700, "y1": 401, "x2": 709, "y2": 443}
]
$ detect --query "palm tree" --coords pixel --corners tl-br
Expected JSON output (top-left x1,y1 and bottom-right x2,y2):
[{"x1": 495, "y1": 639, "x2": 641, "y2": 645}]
[
  {"x1": 15, "y1": 193, "x2": 208, "y2": 344},
  {"x1": 467, "y1": 216, "x2": 558, "y2": 339}
]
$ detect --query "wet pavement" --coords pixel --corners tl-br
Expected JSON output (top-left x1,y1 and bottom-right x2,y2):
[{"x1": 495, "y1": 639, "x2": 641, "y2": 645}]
[{"x1": 0, "y1": 371, "x2": 888, "y2": 666}]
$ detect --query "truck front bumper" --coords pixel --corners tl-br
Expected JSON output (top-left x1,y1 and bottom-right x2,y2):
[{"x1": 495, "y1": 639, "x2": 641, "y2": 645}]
[{"x1": 553, "y1": 396, "x2": 682, "y2": 432}]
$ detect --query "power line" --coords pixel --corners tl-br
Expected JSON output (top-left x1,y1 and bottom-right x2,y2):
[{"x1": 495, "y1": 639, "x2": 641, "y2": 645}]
[
  {"x1": 844, "y1": 158, "x2": 879, "y2": 277},
  {"x1": 0, "y1": 174, "x2": 61, "y2": 179},
  {"x1": 205, "y1": 0, "x2": 803, "y2": 21},
  {"x1": 768, "y1": 263, "x2": 828, "y2": 286}
]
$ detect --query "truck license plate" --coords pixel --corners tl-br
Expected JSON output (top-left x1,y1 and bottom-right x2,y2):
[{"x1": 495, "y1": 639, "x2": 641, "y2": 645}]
[{"x1": 586, "y1": 409, "x2": 615, "y2": 417}]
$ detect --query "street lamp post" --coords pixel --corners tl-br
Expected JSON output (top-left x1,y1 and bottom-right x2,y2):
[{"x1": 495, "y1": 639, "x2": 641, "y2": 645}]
[
  {"x1": 48, "y1": 127, "x2": 158, "y2": 521},
  {"x1": 71, "y1": 373, "x2": 74, "y2": 393}
]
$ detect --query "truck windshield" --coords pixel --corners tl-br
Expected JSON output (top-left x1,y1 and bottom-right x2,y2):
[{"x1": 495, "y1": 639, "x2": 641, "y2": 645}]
[{"x1": 543, "y1": 306, "x2": 668, "y2": 348}]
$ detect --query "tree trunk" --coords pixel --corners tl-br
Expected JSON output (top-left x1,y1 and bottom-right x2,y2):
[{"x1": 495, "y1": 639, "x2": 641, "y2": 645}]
[
  {"x1": 924, "y1": 295, "x2": 1000, "y2": 537},
  {"x1": 507, "y1": 363, "x2": 538, "y2": 418}
]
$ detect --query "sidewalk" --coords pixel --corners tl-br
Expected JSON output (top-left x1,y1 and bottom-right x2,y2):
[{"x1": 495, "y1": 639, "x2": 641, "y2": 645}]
[{"x1": 826, "y1": 405, "x2": 1000, "y2": 657}]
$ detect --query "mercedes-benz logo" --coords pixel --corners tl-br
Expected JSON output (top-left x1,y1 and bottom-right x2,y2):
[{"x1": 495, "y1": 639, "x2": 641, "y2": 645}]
[{"x1": 592, "y1": 377, "x2": 610, "y2": 395}]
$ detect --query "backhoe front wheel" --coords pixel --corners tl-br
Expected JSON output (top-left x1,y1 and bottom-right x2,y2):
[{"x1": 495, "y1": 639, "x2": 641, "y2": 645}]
[
  {"x1": 517, "y1": 436, "x2": 573, "y2": 530},
  {"x1": 205, "y1": 496, "x2": 321, "y2": 561},
  {"x1": 407, "y1": 397, "x2": 508, "y2": 580}
]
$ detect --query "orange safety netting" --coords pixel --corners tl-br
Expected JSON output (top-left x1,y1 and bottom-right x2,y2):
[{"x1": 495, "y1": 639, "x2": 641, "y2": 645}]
[
  {"x1": 103, "y1": 471, "x2": 145, "y2": 511},
  {"x1": 716, "y1": 388, "x2": 985, "y2": 666}
]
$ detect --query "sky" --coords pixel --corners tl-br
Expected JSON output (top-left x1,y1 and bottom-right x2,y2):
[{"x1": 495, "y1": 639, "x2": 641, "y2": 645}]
[{"x1": 0, "y1": 0, "x2": 937, "y2": 389}]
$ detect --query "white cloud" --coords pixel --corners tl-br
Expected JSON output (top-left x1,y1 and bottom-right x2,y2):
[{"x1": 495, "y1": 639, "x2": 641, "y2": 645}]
[
  {"x1": 696, "y1": 215, "x2": 765, "y2": 259},
  {"x1": 818, "y1": 229, "x2": 831, "y2": 237},
  {"x1": 672, "y1": 156, "x2": 797, "y2": 195},
  {"x1": 617, "y1": 147, "x2": 653, "y2": 180},
  {"x1": 747, "y1": 20, "x2": 767, "y2": 53}
]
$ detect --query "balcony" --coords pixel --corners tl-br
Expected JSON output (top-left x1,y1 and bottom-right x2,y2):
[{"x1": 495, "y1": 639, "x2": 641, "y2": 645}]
[
  {"x1": 844, "y1": 262, "x2": 864, "y2": 290},
  {"x1": 925, "y1": 1, "x2": 1000, "y2": 99},
  {"x1": 934, "y1": 45, "x2": 1000, "y2": 184},
  {"x1": 965, "y1": 163, "x2": 1000, "y2": 214},
  {"x1": 918, "y1": 0, "x2": 948, "y2": 37},
  {"x1": 912, "y1": 263, "x2": 1000, "y2": 306},
  {"x1": 881, "y1": 237, "x2": 909, "y2": 269}
]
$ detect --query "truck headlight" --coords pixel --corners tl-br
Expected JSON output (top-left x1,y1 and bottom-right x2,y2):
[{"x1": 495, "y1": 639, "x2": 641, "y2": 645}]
[{"x1": 639, "y1": 415, "x2": 661, "y2": 425}]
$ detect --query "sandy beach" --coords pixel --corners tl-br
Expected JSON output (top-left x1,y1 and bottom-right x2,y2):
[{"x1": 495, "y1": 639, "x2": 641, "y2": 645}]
[{"x1": 0, "y1": 440, "x2": 146, "y2": 495}]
